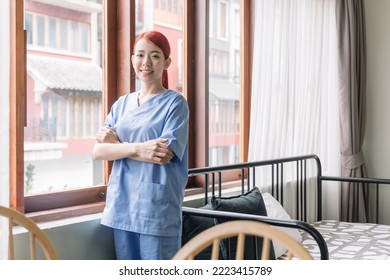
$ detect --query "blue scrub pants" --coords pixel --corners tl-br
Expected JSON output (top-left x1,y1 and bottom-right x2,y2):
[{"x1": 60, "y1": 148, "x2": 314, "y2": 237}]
[{"x1": 113, "y1": 228, "x2": 181, "y2": 260}]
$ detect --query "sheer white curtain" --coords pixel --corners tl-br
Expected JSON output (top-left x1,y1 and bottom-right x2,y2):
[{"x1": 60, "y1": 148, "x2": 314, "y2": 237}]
[
  {"x1": 0, "y1": 0, "x2": 11, "y2": 260},
  {"x1": 248, "y1": 0, "x2": 340, "y2": 220}
]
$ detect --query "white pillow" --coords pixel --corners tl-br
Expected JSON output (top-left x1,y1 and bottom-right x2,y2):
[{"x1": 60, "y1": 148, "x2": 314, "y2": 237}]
[{"x1": 262, "y1": 192, "x2": 302, "y2": 258}]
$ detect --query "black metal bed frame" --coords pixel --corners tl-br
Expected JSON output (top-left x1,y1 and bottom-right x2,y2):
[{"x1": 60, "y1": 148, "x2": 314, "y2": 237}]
[{"x1": 183, "y1": 154, "x2": 390, "y2": 260}]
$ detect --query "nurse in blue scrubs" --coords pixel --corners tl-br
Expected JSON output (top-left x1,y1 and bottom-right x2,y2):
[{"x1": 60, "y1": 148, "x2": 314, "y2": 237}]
[{"x1": 92, "y1": 31, "x2": 189, "y2": 260}]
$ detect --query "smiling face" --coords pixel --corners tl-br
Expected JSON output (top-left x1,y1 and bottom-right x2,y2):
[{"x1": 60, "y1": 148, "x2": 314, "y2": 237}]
[{"x1": 131, "y1": 38, "x2": 171, "y2": 88}]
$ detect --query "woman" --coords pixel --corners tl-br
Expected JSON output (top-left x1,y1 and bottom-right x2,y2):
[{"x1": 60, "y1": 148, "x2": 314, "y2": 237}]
[{"x1": 93, "y1": 31, "x2": 189, "y2": 260}]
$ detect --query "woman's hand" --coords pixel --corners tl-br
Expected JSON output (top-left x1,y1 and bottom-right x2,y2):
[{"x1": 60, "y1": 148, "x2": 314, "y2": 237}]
[
  {"x1": 94, "y1": 131, "x2": 174, "y2": 164},
  {"x1": 135, "y1": 138, "x2": 174, "y2": 165},
  {"x1": 96, "y1": 127, "x2": 120, "y2": 144}
]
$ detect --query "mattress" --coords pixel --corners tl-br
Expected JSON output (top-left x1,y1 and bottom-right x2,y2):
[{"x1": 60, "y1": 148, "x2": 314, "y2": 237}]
[{"x1": 299, "y1": 220, "x2": 390, "y2": 260}]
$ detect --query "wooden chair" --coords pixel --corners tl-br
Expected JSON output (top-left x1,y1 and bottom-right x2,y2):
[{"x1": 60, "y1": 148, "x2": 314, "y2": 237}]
[
  {"x1": 0, "y1": 205, "x2": 59, "y2": 260},
  {"x1": 174, "y1": 220, "x2": 313, "y2": 260}
]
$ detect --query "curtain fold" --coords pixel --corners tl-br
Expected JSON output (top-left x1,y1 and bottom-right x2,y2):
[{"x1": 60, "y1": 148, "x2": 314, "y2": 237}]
[
  {"x1": 248, "y1": 0, "x2": 339, "y2": 222},
  {"x1": 335, "y1": 0, "x2": 368, "y2": 222}
]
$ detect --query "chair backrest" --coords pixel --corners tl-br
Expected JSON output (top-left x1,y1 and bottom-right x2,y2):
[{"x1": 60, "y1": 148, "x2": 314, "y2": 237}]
[
  {"x1": 0, "y1": 206, "x2": 59, "y2": 260},
  {"x1": 173, "y1": 220, "x2": 313, "y2": 260}
]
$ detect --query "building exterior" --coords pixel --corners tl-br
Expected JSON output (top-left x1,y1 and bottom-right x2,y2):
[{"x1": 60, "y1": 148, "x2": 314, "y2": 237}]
[{"x1": 208, "y1": 0, "x2": 240, "y2": 165}]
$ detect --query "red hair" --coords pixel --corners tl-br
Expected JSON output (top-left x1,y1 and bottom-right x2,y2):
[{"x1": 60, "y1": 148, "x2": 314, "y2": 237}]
[{"x1": 134, "y1": 31, "x2": 171, "y2": 89}]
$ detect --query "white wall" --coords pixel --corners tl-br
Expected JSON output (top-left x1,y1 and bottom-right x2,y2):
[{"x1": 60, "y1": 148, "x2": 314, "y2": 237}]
[
  {"x1": 0, "y1": 1, "x2": 10, "y2": 206},
  {"x1": 363, "y1": 0, "x2": 390, "y2": 225},
  {"x1": 0, "y1": 0, "x2": 11, "y2": 260},
  {"x1": 14, "y1": 217, "x2": 115, "y2": 260}
]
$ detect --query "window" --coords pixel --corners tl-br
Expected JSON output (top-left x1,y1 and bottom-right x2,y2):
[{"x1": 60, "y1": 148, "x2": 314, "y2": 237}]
[
  {"x1": 10, "y1": 0, "x2": 253, "y2": 220},
  {"x1": 48, "y1": 17, "x2": 56, "y2": 48},
  {"x1": 217, "y1": 0, "x2": 228, "y2": 40},
  {"x1": 80, "y1": 23, "x2": 90, "y2": 53},
  {"x1": 8, "y1": 0, "x2": 105, "y2": 217},
  {"x1": 60, "y1": 19, "x2": 68, "y2": 49},
  {"x1": 209, "y1": 0, "x2": 240, "y2": 166},
  {"x1": 209, "y1": 49, "x2": 229, "y2": 75},
  {"x1": 23, "y1": 0, "x2": 103, "y2": 197},
  {"x1": 25, "y1": 13, "x2": 33, "y2": 44},
  {"x1": 25, "y1": 12, "x2": 90, "y2": 54},
  {"x1": 36, "y1": 15, "x2": 45, "y2": 46}
]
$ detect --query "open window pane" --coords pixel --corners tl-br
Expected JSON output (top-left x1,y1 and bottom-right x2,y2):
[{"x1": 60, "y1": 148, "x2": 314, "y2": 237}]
[
  {"x1": 208, "y1": 0, "x2": 241, "y2": 166},
  {"x1": 24, "y1": 0, "x2": 103, "y2": 195}
]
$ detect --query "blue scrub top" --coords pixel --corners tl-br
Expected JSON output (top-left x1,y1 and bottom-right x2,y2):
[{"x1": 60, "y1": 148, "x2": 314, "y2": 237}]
[{"x1": 100, "y1": 90, "x2": 189, "y2": 237}]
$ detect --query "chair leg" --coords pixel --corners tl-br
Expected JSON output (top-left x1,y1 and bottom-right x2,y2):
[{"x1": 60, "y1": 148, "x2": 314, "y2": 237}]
[
  {"x1": 8, "y1": 219, "x2": 14, "y2": 260},
  {"x1": 211, "y1": 239, "x2": 221, "y2": 260},
  {"x1": 260, "y1": 238, "x2": 271, "y2": 260},
  {"x1": 236, "y1": 233, "x2": 246, "y2": 260}
]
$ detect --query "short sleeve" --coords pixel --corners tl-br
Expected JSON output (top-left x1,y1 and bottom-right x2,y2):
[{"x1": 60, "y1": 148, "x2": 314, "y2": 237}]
[{"x1": 161, "y1": 94, "x2": 189, "y2": 161}]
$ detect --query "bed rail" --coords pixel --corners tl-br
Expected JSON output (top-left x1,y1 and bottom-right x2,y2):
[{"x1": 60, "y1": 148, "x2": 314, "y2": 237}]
[
  {"x1": 187, "y1": 154, "x2": 390, "y2": 223},
  {"x1": 187, "y1": 154, "x2": 322, "y2": 222},
  {"x1": 182, "y1": 206, "x2": 329, "y2": 260},
  {"x1": 320, "y1": 175, "x2": 390, "y2": 224}
]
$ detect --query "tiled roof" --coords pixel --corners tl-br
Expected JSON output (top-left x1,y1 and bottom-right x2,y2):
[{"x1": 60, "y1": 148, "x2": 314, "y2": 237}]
[{"x1": 27, "y1": 55, "x2": 102, "y2": 92}]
